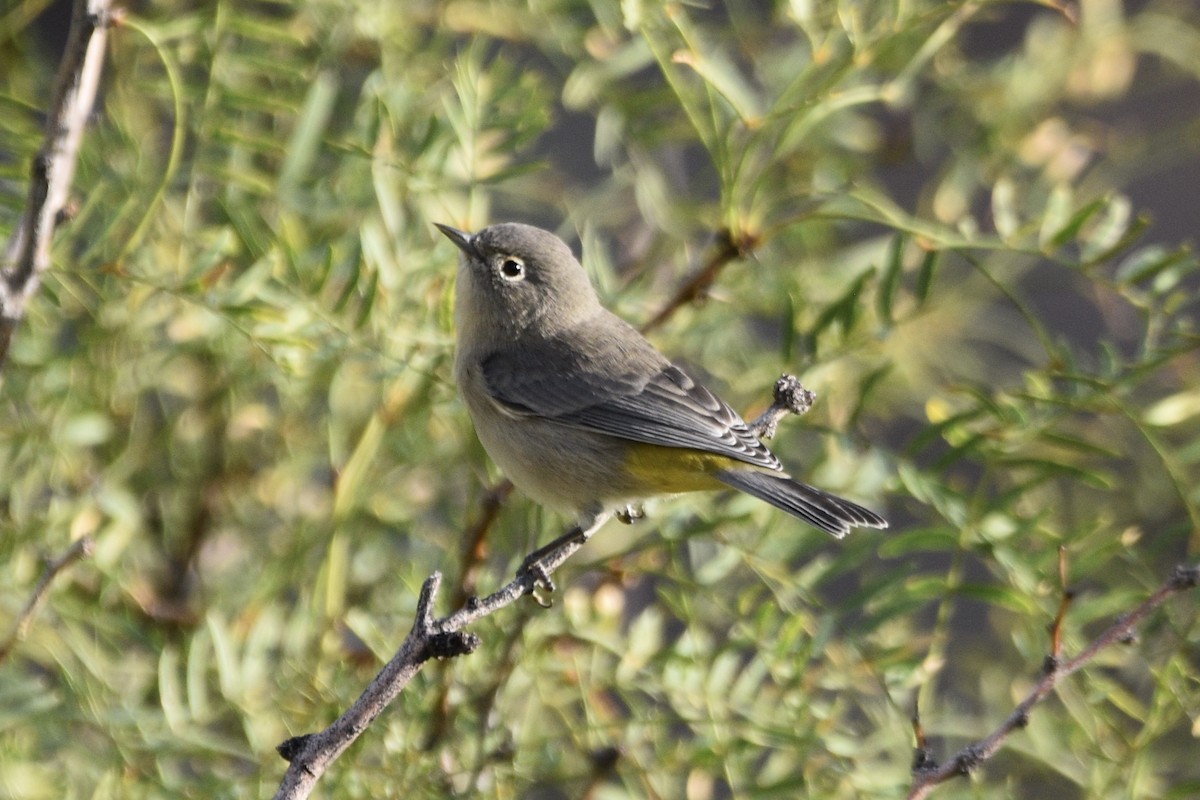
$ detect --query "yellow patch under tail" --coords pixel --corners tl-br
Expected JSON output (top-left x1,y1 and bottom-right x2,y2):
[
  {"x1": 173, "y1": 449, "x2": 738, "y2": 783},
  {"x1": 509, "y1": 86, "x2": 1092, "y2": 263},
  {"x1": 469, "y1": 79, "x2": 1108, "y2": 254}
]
[{"x1": 621, "y1": 443, "x2": 746, "y2": 494}]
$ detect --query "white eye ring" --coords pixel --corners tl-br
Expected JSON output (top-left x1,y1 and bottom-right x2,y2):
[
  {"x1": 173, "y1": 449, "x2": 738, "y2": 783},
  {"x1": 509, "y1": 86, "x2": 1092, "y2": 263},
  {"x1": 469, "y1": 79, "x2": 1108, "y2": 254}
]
[{"x1": 498, "y1": 256, "x2": 526, "y2": 281}]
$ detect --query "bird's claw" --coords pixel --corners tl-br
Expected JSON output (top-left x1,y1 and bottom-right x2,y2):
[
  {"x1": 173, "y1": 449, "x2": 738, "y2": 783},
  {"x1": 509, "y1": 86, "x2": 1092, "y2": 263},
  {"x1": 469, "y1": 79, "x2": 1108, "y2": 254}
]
[
  {"x1": 519, "y1": 556, "x2": 556, "y2": 607},
  {"x1": 616, "y1": 504, "x2": 644, "y2": 524}
]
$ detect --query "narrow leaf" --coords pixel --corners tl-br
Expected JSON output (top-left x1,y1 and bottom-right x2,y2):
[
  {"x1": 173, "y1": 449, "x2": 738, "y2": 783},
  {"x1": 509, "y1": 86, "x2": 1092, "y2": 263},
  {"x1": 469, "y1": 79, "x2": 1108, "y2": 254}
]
[{"x1": 877, "y1": 234, "x2": 905, "y2": 324}]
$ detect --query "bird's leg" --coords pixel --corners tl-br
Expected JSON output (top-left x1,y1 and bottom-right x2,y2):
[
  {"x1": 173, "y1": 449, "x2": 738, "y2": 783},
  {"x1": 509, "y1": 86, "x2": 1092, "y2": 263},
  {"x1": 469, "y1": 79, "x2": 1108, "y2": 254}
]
[{"x1": 518, "y1": 507, "x2": 612, "y2": 604}]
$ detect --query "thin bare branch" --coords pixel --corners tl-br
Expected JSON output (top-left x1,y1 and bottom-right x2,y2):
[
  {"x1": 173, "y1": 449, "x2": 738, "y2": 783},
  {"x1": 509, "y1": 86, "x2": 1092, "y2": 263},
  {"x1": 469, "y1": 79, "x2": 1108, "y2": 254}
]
[
  {"x1": 639, "y1": 228, "x2": 759, "y2": 335},
  {"x1": 273, "y1": 535, "x2": 592, "y2": 798},
  {"x1": 1048, "y1": 545, "x2": 1074, "y2": 660},
  {"x1": 746, "y1": 374, "x2": 816, "y2": 439},
  {"x1": 0, "y1": 0, "x2": 115, "y2": 367},
  {"x1": 908, "y1": 563, "x2": 1200, "y2": 800},
  {"x1": 0, "y1": 535, "x2": 96, "y2": 662}
]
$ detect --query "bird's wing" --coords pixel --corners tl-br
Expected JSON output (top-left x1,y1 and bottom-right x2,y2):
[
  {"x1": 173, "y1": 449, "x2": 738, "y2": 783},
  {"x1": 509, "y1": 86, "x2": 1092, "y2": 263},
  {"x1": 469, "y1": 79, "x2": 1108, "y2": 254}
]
[{"x1": 479, "y1": 317, "x2": 783, "y2": 471}]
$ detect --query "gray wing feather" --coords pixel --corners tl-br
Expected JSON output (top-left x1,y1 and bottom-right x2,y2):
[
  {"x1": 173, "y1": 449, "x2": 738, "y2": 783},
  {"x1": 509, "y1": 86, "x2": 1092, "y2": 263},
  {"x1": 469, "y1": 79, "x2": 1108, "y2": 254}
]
[
  {"x1": 479, "y1": 315, "x2": 781, "y2": 471},
  {"x1": 564, "y1": 365, "x2": 781, "y2": 470}
]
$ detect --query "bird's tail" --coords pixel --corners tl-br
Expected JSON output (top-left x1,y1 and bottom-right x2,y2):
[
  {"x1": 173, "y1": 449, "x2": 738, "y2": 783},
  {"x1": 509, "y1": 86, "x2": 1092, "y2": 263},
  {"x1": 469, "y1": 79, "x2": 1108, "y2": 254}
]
[{"x1": 714, "y1": 469, "x2": 887, "y2": 539}]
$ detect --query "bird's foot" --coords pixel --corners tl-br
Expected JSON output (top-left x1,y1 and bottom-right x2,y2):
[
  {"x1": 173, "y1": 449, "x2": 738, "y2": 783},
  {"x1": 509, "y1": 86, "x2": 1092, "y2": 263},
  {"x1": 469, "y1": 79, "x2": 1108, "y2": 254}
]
[
  {"x1": 616, "y1": 504, "x2": 645, "y2": 524},
  {"x1": 518, "y1": 554, "x2": 557, "y2": 607}
]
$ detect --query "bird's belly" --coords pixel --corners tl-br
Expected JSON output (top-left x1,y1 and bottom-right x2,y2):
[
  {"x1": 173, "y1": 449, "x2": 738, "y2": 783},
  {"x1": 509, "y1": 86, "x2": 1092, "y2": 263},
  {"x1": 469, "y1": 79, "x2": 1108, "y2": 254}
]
[{"x1": 472, "y1": 408, "x2": 633, "y2": 510}]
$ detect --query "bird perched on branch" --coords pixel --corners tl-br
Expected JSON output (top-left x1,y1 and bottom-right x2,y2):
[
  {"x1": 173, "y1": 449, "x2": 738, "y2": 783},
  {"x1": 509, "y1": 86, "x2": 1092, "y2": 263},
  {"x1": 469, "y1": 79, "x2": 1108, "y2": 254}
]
[{"x1": 438, "y1": 222, "x2": 886, "y2": 576}]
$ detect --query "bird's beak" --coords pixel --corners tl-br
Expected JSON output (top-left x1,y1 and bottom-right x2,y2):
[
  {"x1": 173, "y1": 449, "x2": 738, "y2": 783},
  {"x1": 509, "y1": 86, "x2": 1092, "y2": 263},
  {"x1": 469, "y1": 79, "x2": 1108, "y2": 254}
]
[{"x1": 434, "y1": 223, "x2": 480, "y2": 259}]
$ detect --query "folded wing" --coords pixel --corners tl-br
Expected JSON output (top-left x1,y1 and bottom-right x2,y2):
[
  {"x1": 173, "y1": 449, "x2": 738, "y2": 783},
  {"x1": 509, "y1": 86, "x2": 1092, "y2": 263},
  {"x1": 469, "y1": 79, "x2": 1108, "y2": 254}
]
[{"x1": 480, "y1": 315, "x2": 782, "y2": 471}]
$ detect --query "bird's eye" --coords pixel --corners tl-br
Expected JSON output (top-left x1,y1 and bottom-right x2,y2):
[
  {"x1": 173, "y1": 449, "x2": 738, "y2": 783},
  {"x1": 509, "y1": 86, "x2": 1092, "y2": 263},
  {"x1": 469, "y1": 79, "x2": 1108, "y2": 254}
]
[{"x1": 498, "y1": 256, "x2": 525, "y2": 281}]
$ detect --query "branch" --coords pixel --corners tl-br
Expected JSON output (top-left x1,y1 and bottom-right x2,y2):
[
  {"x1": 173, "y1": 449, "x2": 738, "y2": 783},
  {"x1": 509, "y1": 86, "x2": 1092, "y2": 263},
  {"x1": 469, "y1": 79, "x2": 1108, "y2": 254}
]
[
  {"x1": 0, "y1": 535, "x2": 96, "y2": 663},
  {"x1": 746, "y1": 374, "x2": 816, "y2": 439},
  {"x1": 273, "y1": 538, "x2": 590, "y2": 799},
  {"x1": 639, "y1": 227, "x2": 760, "y2": 334},
  {"x1": 907, "y1": 563, "x2": 1200, "y2": 800},
  {"x1": 0, "y1": 0, "x2": 114, "y2": 368}
]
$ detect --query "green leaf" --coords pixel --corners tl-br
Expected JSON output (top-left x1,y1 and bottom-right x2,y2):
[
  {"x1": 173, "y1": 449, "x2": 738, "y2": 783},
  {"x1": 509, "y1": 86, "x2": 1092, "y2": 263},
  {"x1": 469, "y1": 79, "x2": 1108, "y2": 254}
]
[
  {"x1": 673, "y1": 48, "x2": 765, "y2": 126},
  {"x1": 915, "y1": 248, "x2": 939, "y2": 305},
  {"x1": 996, "y1": 456, "x2": 1114, "y2": 489},
  {"x1": 59, "y1": 413, "x2": 115, "y2": 446},
  {"x1": 1036, "y1": 430, "x2": 1121, "y2": 459},
  {"x1": 332, "y1": 248, "x2": 365, "y2": 313},
  {"x1": 1145, "y1": 389, "x2": 1200, "y2": 426},
  {"x1": 877, "y1": 233, "x2": 905, "y2": 324},
  {"x1": 905, "y1": 405, "x2": 988, "y2": 455},
  {"x1": 1080, "y1": 194, "x2": 1132, "y2": 261},
  {"x1": 781, "y1": 291, "x2": 798, "y2": 363},
  {"x1": 354, "y1": 268, "x2": 380, "y2": 329},
  {"x1": 1048, "y1": 196, "x2": 1106, "y2": 250},
  {"x1": 279, "y1": 70, "x2": 339, "y2": 194},
  {"x1": 955, "y1": 582, "x2": 1038, "y2": 615},
  {"x1": 877, "y1": 527, "x2": 960, "y2": 557},
  {"x1": 848, "y1": 362, "x2": 892, "y2": 429},
  {"x1": 931, "y1": 430, "x2": 991, "y2": 471},
  {"x1": 991, "y1": 177, "x2": 1020, "y2": 240},
  {"x1": 1116, "y1": 245, "x2": 1194, "y2": 289},
  {"x1": 333, "y1": 413, "x2": 386, "y2": 520},
  {"x1": 808, "y1": 270, "x2": 871, "y2": 353},
  {"x1": 1038, "y1": 183, "x2": 1074, "y2": 251},
  {"x1": 1082, "y1": 213, "x2": 1149, "y2": 266},
  {"x1": 158, "y1": 644, "x2": 186, "y2": 730}
]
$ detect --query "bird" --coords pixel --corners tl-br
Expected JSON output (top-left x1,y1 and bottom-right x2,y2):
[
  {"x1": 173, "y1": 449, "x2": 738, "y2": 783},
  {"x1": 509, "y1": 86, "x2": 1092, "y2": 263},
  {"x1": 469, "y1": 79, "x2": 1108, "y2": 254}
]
[{"x1": 437, "y1": 221, "x2": 886, "y2": 577}]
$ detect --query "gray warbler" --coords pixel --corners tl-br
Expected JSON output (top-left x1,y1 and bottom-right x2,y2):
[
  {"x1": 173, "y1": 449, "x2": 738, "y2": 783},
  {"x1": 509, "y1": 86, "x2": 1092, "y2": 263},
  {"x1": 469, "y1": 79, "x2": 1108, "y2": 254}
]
[{"x1": 438, "y1": 222, "x2": 887, "y2": 577}]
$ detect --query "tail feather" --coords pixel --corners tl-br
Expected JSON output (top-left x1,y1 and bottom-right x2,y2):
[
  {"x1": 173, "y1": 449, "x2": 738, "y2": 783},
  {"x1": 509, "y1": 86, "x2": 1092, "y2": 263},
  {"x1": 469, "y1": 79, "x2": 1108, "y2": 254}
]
[{"x1": 714, "y1": 469, "x2": 887, "y2": 539}]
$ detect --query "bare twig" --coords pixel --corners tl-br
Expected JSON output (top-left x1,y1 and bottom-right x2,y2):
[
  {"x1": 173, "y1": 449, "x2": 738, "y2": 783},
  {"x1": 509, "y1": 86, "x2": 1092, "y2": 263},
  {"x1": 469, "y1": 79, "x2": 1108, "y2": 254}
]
[
  {"x1": 1048, "y1": 545, "x2": 1074, "y2": 660},
  {"x1": 908, "y1": 563, "x2": 1200, "y2": 800},
  {"x1": 746, "y1": 374, "x2": 816, "y2": 439},
  {"x1": 639, "y1": 227, "x2": 760, "y2": 334},
  {"x1": 274, "y1": 538, "x2": 590, "y2": 799},
  {"x1": 910, "y1": 700, "x2": 936, "y2": 774},
  {"x1": 0, "y1": 535, "x2": 96, "y2": 662},
  {"x1": 0, "y1": 0, "x2": 115, "y2": 367}
]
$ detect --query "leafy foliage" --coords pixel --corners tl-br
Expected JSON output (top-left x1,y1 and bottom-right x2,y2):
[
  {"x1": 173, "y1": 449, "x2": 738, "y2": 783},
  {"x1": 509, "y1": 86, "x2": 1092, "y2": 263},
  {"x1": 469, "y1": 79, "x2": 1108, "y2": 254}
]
[{"x1": 2, "y1": 0, "x2": 1199, "y2": 797}]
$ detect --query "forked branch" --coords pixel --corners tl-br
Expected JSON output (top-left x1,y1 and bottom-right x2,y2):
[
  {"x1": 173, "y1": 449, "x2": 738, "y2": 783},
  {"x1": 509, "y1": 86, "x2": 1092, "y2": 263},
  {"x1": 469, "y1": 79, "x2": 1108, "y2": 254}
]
[{"x1": 908, "y1": 562, "x2": 1200, "y2": 799}]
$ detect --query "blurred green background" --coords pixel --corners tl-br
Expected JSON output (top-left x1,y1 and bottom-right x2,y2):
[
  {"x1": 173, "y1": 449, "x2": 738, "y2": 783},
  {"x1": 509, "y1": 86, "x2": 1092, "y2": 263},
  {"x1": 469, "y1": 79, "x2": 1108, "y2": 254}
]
[{"x1": 2, "y1": 0, "x2": 1199, "y2": 797}]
